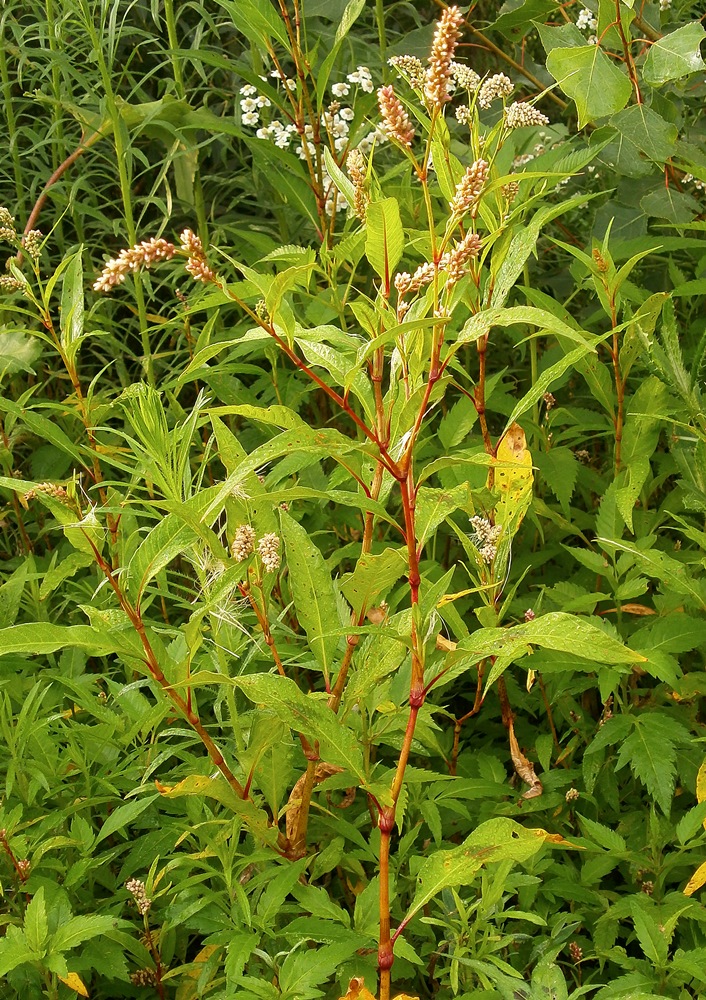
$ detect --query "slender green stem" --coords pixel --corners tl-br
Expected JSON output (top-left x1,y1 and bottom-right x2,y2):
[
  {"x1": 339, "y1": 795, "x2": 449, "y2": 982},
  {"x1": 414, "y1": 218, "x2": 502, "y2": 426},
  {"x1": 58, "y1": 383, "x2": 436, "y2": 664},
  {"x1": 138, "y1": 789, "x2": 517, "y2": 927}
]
[{"x1": 375, "y1": 0, "x2": 387, "y2": 74}]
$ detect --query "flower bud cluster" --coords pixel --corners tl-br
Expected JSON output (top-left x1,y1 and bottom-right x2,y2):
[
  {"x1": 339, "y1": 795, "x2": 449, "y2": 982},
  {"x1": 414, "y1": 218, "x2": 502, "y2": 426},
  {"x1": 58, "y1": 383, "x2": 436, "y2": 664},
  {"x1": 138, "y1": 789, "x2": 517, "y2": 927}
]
[
  {"x1": 478, "y1": 73, "x2": 513, "y2": 109},
  {"x1": 180, "y1": 229, "x2": 216, "y2": 283},
  {"x1": 258, "y1": 533, "x2": 281, "y2": 573},
  {"x1": 377, "y1": 85, "x2": 415, "y2": 146},
  {"x1": 0, "y1": 207, "x2": 17, "y2": 242},
  {"x1": 388, "y1": 55, "x2": 425, "y2": 91},
  {"x1": 23, "y1": 229, "x2": 43, "y2": 261},
  {"x1": 93, "y1": 237, "x2": 177, "y2": 292},
  {"x1": 441, "y1": 231, "x2": 482, "y2": 285},
  {"x1": 449, "y1": 159, "x2": 489, "y2": 218},
  {"x1": 23, "y1": 482, "x2": 69, "y2": 503},
  {"x1": 425, "y1": 6, "x2": 464, "y2": 107},
  {"x1": 346, "y1": 149, "x2": 369, "y2": 220},
  {"x1": 231, "y1": 526, "x2": 281, "y2": 573},
  {"x1": 130, "y1": 970, "x2": 158, "y2": 987},
  {"x1": 451, "y1": 61, "x2": 481, "y2": 92},
  {"x1": 394, "y1": 261, "x2": 436, "y2": 299},
  {"x1": 470, "y1": 515, "x2": 502, "y2": 563},
  {"x1": 504, "y1": 102, "x2": 550, "y2": 129},
  {"x1": 126, "y1": 878, "x2": 151, "y2": 915},
  {"x1": 231, "y1": 524, "x2": 256, "y2": 562}
]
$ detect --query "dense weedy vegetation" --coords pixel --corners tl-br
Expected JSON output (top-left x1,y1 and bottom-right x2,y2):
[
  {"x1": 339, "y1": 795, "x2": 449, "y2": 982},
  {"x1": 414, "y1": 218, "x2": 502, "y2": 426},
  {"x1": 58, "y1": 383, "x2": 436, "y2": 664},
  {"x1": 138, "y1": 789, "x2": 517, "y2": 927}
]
[{"x1": 1, "y1": 1, "x2": 706, "y2": 998}]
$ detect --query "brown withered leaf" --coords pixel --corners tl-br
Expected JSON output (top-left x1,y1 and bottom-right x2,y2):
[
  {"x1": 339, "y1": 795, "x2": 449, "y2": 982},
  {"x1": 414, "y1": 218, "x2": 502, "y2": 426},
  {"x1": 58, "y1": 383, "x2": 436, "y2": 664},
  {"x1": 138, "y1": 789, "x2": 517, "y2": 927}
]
[
  {"x1": 435, "y1": 633, "x2": 457, "y2": 652},
  {"x1": 603, "y1": 603, "x2": 656, "y2": 616},
  {"x1": 285, "y1": 762, "x2": 344, "y2": 843},
  {"x1": 508, "y1": 717, "x2": 543, "y2": 800}
]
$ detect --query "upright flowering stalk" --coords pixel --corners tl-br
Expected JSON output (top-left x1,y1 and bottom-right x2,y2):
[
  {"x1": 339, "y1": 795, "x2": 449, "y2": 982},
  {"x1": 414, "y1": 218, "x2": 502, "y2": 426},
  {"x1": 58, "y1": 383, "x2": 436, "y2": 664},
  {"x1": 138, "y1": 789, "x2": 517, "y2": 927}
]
[
  {"x1": 424, "y1": 5, "x2": 464, "y2": 108},
  {"x1": 377, "y1": 85, "x2": 415, "y2": 146},
  {"x1": 449, "y1": 159, "x2": 489, "y2": 219}
]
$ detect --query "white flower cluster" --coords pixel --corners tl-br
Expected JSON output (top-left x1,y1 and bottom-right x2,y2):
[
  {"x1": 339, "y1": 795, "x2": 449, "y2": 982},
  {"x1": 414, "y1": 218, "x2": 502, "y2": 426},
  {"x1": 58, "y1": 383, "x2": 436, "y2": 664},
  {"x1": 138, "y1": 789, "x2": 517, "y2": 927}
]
[
  {"x1": 576, "y1": 8, "x2": 597, "y2": 31},
  {"x1": 470, "y1": 515, "x2": 502, "y2": 564},
  {"x1": 684, "y1": 173, "x2": 705, "y2": 192},
  {"x1": 659, "y1": 0, "x2": 671, "y2": 9},
  {"x1": 347, "y1": 65, "x2": 374, "y2": 93},
  {"x1": 239, "y1": 83, "x2": 271, "y2": 127},
  {"x1": 238, "y1": 66, "x2": 381, "y2": 215}
]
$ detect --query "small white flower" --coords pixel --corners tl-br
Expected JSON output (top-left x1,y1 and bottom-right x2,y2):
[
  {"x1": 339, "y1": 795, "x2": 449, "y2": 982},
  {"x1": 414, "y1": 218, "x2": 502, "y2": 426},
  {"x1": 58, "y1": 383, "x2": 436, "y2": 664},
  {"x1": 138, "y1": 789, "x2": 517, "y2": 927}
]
[
  {"x1": 242, "y1": 111, "x2": 260, "y2": 126},
  {"x1": 240, "y1": 97, "x2": 258, "y2": 112},
  {"x1": 274, "y1": 132, "x2": 291, "y2": 148},
  {"x1": 270, "y1": 69, "x2": 284, "y2": 79},
  {"x1": 576, "y1": 8, "x2": 597, "y2": 31},
  {"x1": 239, "y1": 84, "x2": 257, "y2": 96},
  {"x1": 256, "y1": 126, "x2": 272, "y2": 139},
  {"x1": 285, "y1": 78, "x2": 297, "y2": 91},
  {"x1": 256, "y1": 95, "x2": 271, "y2": 108},
  {"x1": 334, "y1": 136, "x2": 348, "y2": 151},
  {"x1": 332, "y1": 82, "x2": 350, "y2": 97},
  {"x1": 331, "y1": 118, "x2": 349, "y2": 138},
  {"x1": 339, "y1": 107, "x2": 355, "y2": 121}
]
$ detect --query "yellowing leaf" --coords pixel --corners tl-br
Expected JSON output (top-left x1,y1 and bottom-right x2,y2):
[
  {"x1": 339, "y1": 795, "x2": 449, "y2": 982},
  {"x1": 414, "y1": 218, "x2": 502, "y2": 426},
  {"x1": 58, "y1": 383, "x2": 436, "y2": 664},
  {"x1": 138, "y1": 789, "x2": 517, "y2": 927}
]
[
  {"x1": 155, "y1": 774, "x2": 241, "y2": 811},
  {"x1": 491, "y1": 422, "x2": 533, "y2": 530},
  {"x1": 697, "y1": 758, "x2": 706, "y2": 830},
  {"x1": 339, "y1": 977, "x2": 377, "y2": 1000},
  {"x1": 58, "y1": 973, "x2": 89, "y2": 997},
  {"x1": 684, "y1": 859, "x2": 706, "y2": 897},
  {"x1": 696, "y1": 759, "x2": 706, "y2": 804},
  {"x1": 175, "y1": 945, "x2": 219, "y2": 1000}
]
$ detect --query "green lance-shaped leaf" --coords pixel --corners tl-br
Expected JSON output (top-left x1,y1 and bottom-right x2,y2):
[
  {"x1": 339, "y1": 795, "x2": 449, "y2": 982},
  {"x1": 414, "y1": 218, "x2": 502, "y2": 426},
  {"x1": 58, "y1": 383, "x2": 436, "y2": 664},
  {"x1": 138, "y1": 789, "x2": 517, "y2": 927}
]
[
  {"x1": 546, "y1": 45, "x2": 632, "y2": 128},
  {"x1": 59, "y1": 248, "x2": 85, "y2": 362},
  {"x1": 281, "y1": 512, "x2": 340, "y2": 684},
  {"x1": 0, "y1": 623, "x2": 143, "y2": 659},
  {"x1": 235, "y1": 673, "x2": 366, "y2": 782},
  {"x1": 365, "y1": 197, "x2": 404, "y2": 291},
  {"x1": 51, "y1": 915, "x2": 119, "y2": 954},
  {"x1": 643, "y1": 23, "x2": 706, "y2": 86},
  {"x1": 405, "y1": 818, "x2": 551, "y2": 923},
  {"x1": 447, "y1": 611, "x2": 645, "y2": 691}
]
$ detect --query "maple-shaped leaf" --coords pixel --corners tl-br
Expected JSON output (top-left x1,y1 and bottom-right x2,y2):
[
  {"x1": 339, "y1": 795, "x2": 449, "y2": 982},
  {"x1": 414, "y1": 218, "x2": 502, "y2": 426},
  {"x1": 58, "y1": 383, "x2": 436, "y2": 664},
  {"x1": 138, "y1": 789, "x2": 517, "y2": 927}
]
[{"x1": 615, "y1": 712, "x2": 691, "y2": 814}]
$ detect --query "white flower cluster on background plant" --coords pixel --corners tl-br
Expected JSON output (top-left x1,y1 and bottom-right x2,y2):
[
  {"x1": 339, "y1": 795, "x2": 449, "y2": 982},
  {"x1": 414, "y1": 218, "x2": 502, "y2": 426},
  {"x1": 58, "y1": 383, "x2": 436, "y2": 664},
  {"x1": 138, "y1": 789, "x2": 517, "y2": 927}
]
[{"x1": 238, "y1": 66, "x2": 383, "y2": 215}]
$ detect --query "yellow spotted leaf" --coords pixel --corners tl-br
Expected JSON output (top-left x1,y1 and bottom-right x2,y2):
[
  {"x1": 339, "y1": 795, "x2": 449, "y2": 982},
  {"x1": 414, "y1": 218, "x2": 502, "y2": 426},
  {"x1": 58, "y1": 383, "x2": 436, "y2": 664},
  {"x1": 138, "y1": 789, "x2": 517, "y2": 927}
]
[
  {"x1": 684, "y1": 859, "x2": 706, "y2": 897},
  {"x1": 490, "y1": 422, "x2": 533, "y2": 530},
  {"x1": 58, "y1": 973, "x2": 89, "y2": 997}
]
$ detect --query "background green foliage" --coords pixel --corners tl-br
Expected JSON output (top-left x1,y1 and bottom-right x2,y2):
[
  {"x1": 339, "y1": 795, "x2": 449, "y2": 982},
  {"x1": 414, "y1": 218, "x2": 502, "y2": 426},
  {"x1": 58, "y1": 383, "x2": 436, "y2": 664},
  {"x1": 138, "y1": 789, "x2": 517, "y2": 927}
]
[{"x1": 1, "y1": 1, "x2": 706, "y2": 999}]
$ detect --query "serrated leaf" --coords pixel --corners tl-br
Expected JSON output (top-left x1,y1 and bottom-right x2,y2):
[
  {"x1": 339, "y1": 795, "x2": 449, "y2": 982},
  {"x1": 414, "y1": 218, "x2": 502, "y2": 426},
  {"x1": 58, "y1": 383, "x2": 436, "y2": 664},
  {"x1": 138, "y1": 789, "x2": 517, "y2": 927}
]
[
  {"x1": 534, "y1": 447, "x2": 578, "y2": 514},
  {"x1": 53, "y1": 916, "x2": 117, "y2": 954},
  {"x1": 281, "y1": 512, "x2": 340, "y2": 683},
  {"x1": 24, "y1": 888, "x2": 48, "y2": 955},
  {"x1": 631, "y1": 900, "x2": 669, "y2": 967},
  {"x1": 235, "y1": 674, "x2": 366, "y2": 781},
  {"x1": 615, "y1": 713, "x2": 690, "y2": 814}
]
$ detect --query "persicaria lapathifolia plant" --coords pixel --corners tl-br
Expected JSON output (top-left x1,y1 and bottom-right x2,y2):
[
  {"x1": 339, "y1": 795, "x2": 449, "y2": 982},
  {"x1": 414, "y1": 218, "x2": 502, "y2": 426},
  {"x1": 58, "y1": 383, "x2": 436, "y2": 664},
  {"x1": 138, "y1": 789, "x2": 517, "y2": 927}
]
[
  {"x1": 80, "y1": 7, "x2": 647, "y2": 996},
  {"x1": 5, "y1": 0, "x2": 706, "y2": 997}
]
